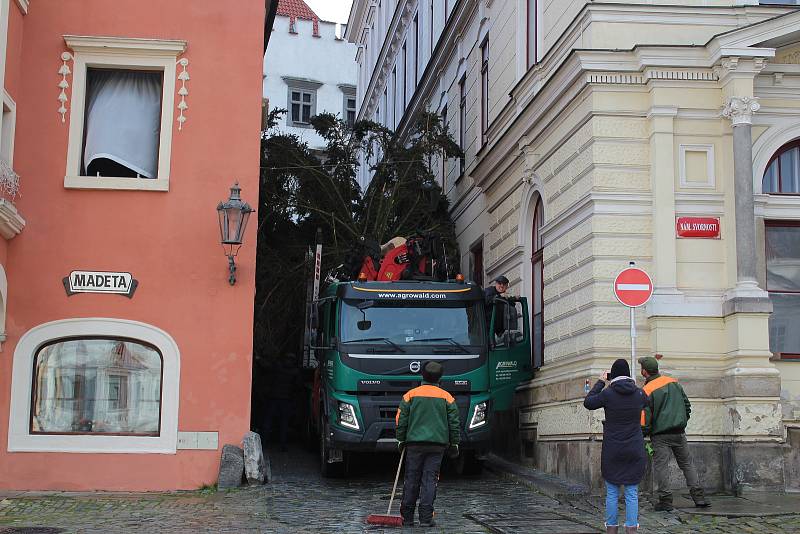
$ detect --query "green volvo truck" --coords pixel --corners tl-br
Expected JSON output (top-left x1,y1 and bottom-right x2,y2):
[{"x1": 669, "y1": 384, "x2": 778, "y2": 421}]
[{"x1": 309, "y1": 279, "x2": 533, "y2": 476}]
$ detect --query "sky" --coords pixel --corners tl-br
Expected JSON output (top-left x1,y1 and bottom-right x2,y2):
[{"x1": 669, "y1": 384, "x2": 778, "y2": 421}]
[{"x1": 304, "y1": 0, "x2": 353, "y2": 24}]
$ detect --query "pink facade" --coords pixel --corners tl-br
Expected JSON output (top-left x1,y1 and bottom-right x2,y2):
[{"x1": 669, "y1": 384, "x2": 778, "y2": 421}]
[{"x1": 0, "y1": 0, "x2": 271, "y2": 491}]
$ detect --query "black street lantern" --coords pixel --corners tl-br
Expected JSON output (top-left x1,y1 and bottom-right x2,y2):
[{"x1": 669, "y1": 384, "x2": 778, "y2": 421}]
[{"x1": 217, "y1": 182, "x2": 254, "y2": 285}]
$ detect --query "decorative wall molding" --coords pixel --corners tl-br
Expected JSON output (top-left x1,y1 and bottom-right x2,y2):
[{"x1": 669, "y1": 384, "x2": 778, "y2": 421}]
[
  {"x1": 58, "y1": 52, "x2": 74, "y2": 123},
  {"x1": 14, "y1": 0, "x2": 29, "y2": 15},
  {"x1": 176, "y1": 58, "x2": 190, "y2": 131},
  {"x1": 0, "y1": 160, "x2": 19, "y2": 202},
  {"x1": 679, "y1": 144, "x2": 716, "y2": 189},
  {"x1": 0, "y1": 198, "x2": 25, "y2": 240},
  {"x1": 722, "y1": 96, "x2": 760, "y2": 126},
  {"x1": 585, "y1": 69, "x2": 718, "y2": 86}
]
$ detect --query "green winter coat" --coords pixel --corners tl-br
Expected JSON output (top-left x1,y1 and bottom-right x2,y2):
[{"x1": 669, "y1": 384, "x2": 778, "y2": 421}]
[
  {"x1": 396, "y1": 382, "x2": 461, "y2": 446},
  {"x1": 641, "y1": 373, "x2": 691, "y2": 436}
]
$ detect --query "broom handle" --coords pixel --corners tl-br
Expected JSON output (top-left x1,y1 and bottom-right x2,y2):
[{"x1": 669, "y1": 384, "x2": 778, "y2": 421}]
[{"x1": 387, "y1": 448, "x2": 405, "y2": 515}]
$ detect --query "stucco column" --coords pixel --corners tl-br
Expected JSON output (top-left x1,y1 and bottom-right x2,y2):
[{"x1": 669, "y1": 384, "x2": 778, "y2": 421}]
[{"x1": 721, "y1": 96, "x2": 767, "y2": 302}]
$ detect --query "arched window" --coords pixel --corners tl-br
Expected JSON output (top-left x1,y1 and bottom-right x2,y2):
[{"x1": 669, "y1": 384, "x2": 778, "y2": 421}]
[
  {"x1": 9, "y1": 318, "x2": 180, "y2": 453},
  {"x1": 532, "y1": 197, "x2": 544, "y2": 368},
  {"x1": 31, "y1": 338, "x2": 162, "y2": 436},
  {"x1": 763, "y1": 140, "x2": 800, "y2": 194}
]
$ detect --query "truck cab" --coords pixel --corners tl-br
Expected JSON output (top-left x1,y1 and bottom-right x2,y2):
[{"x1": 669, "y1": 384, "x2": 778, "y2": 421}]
[{"x1": 311, "y1": 280, "x2": 532, "y2": 476}]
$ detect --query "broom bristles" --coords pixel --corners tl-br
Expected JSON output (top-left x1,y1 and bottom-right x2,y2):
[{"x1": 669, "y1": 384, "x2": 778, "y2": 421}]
[{"x1": 366, "y1": 513, "x2": 404, "y2": 526}]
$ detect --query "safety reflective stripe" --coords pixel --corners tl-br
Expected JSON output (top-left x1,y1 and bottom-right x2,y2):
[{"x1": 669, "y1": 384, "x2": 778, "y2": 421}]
[{"x1": 640, "y1": 376, "x2": 678, "y2": 426}]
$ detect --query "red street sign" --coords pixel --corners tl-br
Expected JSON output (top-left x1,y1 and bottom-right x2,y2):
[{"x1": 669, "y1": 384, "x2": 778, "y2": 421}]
[
  {"x1": 676, "y1": 217, "x2": 720, "y2": 239},
  {"x1": 614, "y1": 267, "x2": 653, "y2": 308}
]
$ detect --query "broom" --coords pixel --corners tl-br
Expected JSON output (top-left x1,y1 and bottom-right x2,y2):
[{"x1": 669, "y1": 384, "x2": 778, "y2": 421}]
[{"x1": 366, "y1": 448, "x2": 405, "y2": 527}]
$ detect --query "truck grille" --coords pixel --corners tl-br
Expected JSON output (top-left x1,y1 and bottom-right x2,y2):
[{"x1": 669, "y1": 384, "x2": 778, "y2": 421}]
[{"x1": 379, "y1": 407, "x2": 397, "y2": 420}]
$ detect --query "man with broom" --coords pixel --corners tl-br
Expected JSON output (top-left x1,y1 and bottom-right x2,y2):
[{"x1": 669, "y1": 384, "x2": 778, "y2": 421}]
[{"x1": 395, "y1": 361, "x2": 461, "y2": 527}]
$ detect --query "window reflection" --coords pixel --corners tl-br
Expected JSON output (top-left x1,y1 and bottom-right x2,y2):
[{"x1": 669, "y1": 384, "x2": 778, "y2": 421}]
[
  {"x1": 31, "y1": 338, "x2": 162, "y2": 435},
  {"x1": 766, "y1": 224, "x2": 800, "y2": 355}
]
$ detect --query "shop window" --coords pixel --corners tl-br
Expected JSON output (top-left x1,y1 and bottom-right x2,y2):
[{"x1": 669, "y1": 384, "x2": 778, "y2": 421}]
[
  {"x1": 64, "y1": 36, "x2": 186, "y2": 192},
  {"x1": 9, "y1": 318, "x2": 180, "y2": 453},
  {"x1": 31, "y1": 338, "x2": 162, "y2": 436},
  {"x1": 532, "y1": 197, "x2": 544, "y2": 368},
  {"x1": 765, "y1": 222, "x2": 800, "y2": 357},
  {"x1": 762, "y1": 140, "x2": 800, "y2": 194}
]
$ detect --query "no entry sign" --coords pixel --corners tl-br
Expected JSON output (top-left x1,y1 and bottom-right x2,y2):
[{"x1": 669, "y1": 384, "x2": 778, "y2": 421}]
[{"x1": 614, "y1": 267, "x2": 653, "y2": 308}]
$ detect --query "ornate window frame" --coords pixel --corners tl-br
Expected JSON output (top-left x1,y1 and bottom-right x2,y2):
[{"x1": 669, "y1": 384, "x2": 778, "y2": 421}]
[
  {"x1": 8, "y1": 318, "x2": 181, "y2": 454},
  {"x1": 62, "y1": 36, "x2": 187, "y2": 192}
]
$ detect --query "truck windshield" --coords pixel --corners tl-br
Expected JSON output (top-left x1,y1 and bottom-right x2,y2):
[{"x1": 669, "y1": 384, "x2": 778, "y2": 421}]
[{"x1": 340, "y1": 300, "x2": 484, "y2": 347}]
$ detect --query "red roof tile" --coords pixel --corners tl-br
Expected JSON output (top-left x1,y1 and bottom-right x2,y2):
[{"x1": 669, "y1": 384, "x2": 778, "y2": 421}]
[{"x1": 277, "y1": 0, "x2": 320, "y2": 36}]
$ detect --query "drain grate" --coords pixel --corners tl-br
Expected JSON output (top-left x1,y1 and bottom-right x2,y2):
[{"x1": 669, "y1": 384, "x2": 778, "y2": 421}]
[
  {"x1": 465, "y1": 512, "x2": 601, "y2": 534},
  {"x1": 0, "y1": 528, "x2": 65, "y2": 534}
]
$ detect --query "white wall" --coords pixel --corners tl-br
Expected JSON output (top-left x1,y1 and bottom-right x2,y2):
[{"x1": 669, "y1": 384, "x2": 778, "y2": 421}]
[{"x1": 263, "y1": 16, "x2": 358, "y2": 150}]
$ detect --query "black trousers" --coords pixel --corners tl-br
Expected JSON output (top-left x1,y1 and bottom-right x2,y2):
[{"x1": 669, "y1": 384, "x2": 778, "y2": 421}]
[{"x1": 400, "y1": 444, "x2": 445, "y2": 523}]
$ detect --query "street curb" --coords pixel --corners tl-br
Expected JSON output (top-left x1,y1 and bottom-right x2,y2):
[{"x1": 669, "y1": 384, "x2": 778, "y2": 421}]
[{"x1": 484, "y1": 453, "x2": 590, "y2": 499}]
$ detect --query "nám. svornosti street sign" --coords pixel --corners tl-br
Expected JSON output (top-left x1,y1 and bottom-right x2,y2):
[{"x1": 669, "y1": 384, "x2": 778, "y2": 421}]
[{"x1": 63, "y1": 270, "x2": 139, "y2": 298}]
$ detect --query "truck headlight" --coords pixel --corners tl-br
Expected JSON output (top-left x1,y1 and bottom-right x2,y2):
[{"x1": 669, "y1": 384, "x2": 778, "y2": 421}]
[
  {"x1": 338, "y1": 402, "x2": 360, "y2": 430},
  {"x1": 469, "y1": 402, "x2": 488, "y2": 429}
]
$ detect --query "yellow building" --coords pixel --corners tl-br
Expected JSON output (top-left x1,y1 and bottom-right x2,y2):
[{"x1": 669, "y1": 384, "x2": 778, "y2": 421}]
[{"x1": 348, "y1": 0, "x2": 800, "y2": 492}]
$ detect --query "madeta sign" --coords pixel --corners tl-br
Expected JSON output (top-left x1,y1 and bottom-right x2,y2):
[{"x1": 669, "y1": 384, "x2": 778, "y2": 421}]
[
  {"x1": 63, "y1": 270, "x2": 139, "y2": 298},
  {"x1": 676, "y1": 217, "x2": 721, "y2": 239}
]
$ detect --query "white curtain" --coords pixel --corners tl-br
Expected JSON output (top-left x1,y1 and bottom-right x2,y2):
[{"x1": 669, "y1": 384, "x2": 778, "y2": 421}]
[{"x1": 83, "y1": 69, "x2": 162, "y2": 179}]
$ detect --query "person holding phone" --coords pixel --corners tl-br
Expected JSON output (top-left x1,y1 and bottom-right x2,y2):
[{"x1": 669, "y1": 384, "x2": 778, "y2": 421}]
[{"x1": 584, "y1": 359, "x2": 648, "y2": 534}]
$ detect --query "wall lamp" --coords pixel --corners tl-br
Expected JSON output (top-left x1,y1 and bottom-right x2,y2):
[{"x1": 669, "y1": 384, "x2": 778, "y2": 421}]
[{"x1": 217, "y1": 182, "x2": 254, "y2": 285}]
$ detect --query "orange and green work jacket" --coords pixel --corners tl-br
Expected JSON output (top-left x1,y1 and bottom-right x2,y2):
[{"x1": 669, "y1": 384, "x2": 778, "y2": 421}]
[
  {"x1": 396, "y1": 382, "x2": 461, "y2": 447},
  {"x1": 640, "y1": 373, "x2": 692, "y2": 436}
]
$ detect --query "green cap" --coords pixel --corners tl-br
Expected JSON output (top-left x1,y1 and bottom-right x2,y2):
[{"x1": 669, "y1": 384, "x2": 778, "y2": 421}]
[{"x1": 638, "y1": 356, "x2": 659, "y2": 374}]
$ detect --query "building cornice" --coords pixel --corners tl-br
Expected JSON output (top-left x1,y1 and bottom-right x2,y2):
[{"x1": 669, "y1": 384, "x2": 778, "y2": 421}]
[
  {"x1": 469, "y1": 8, "x2": 800, "y2": 192},
  {"x1": 64, "y1": 35, "x2": 187, "y2": 55}
]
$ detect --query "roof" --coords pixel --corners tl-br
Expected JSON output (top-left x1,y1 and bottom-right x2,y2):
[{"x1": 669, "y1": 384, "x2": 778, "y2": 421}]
[{"x1": 277, "y1": 0, "x2": 320, "y2": 36}]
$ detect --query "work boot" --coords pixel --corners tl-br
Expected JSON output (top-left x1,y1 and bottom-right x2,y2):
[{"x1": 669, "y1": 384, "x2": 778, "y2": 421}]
[
  {"x1": 418, "y1": 518, "x2": 436, "y2": 527},
  {"x1": 625, "y1": 526, "x2": 638, "y2": 533},
  {"x1": 605, "y1": 524, "x2": 619, "y2": 534},
  {"x1": 690, "y1": 486, "x2": 710, "y2": 508},
  {"x1": 654, "y1": 501, "x2": 674, "y2": 512}
]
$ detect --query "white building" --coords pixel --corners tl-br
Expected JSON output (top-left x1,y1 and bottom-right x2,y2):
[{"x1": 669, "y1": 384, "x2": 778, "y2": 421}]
[
  {"x1": 264, "y1": 0, "x2": 358, "y2": 151},
  {"x1": 348, "y1": 0, "x2": 800, "y2": 493}
]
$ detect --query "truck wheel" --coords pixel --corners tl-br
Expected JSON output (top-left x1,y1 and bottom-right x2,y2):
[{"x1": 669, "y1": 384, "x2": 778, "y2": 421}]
[
  {"x1": 454, "y1": 451, "x2": 484, "y2": 476},
  {"x1": 319, "y1": 418, "x2": 347, "y2": 478}
]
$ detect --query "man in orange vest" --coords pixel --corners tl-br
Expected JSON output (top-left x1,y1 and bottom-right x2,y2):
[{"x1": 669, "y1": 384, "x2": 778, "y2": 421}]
[
  {"x1": 396, "y1": 361, "x2": 461, "y2": 527},
  {"x1": 639, "y1": 356, "x2": 710, "y2": 511}
]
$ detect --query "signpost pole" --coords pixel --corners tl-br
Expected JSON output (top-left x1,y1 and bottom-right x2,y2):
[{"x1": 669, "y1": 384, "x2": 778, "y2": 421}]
[{"x1": 630, "y1": 305, "x2": 636, "y2": 377}]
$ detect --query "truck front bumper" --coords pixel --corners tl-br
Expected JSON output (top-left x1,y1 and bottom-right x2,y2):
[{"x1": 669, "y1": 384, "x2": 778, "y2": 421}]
[{"x1": 329, "y1": 421, "x2": 491, "y2": 454}]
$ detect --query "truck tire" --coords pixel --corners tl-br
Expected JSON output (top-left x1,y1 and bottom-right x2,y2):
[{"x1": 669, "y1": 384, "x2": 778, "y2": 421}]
[
  {"x1": 319, "y1": 418, "x2": 347, "y2": 478},
  {"x1": 454, "y1": 451, "x2": 484, "y2": 476}
]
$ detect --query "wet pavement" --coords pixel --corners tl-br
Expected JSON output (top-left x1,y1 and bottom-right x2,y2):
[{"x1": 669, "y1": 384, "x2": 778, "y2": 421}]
[{"x1": 1, "y1": 446, "x2": 799, "y2": 533}]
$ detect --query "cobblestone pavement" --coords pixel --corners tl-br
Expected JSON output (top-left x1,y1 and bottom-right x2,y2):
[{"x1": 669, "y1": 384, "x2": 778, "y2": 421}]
[{"x1": 1, "y1": 448, "x2": 799, "y2": 533}]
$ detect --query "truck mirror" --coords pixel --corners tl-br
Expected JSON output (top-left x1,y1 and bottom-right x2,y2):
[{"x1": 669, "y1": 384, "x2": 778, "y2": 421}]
[
  {"x1": 357, "y1": 320, "x2": 372, "y2": 331},
  {"x1": 357, "y1": 300, "x2": 375, "y2": 310}
]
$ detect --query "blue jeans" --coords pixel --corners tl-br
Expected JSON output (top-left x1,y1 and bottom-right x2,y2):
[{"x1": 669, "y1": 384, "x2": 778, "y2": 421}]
[{"x1": 605, "y1": 481, "x2": 638, "y2": 528}]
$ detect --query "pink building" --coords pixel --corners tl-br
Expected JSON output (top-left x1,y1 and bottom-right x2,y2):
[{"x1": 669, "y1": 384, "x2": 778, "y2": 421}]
[{"x1": 0, "y1": 0, "x2": 276, "y2": 491}]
